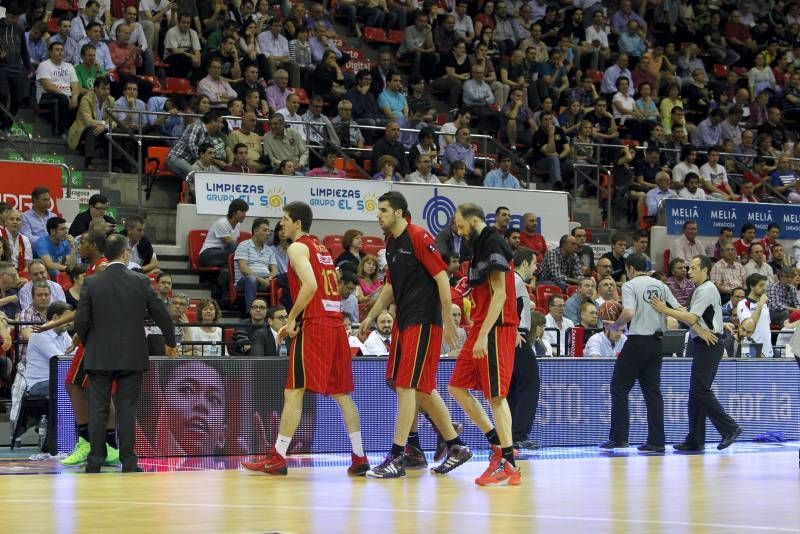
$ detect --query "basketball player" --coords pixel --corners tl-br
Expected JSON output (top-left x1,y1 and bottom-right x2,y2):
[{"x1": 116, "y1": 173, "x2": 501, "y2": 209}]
[
  {"x1": 359, "y1": 191, "x2": 472, "y2": 479},
  {"x1": 241, "y1": 202, "x2": 369, "y2": 476},
  {"x1": 602, "y1": 253, "x2": 678, "y2": 454},
  {"x1": 36, "y1": 230, "x2": 119, "y2": 466},
  {"x1": 651, "y1": 255, "x2": 742, "y2": 451},
  {"x1": 507, "y1": 247, "x2": 541, "y2": 450},
  {"x1": 448, "y1": 203, "x2": 521, "y2": 486}
]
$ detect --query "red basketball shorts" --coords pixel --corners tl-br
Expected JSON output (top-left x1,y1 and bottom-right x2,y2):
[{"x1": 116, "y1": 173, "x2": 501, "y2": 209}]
[
  {"x1": 286, "y1": 318, "x2": 354, "y2": 395},
  {"x1": 449, "y1": 325, "x2": 516, "y2": 399},
  {"x1": 386, "y1": 323, "x2": 442, "y2": 394},
  {"x1": 65, "y1": 344, "x2": 88, "y2": 388}
]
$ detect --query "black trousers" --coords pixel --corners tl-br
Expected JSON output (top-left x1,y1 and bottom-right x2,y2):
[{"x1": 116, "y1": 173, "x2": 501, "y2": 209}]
[
  {"x1": 38, "y1": 93, "x2": 74, "y2": 136},
  {"x1": 685, "y1": 337, "x2": 738, "y2": 446},
  {"x1": 609, "y1": 335, "x2": 665, "y2": 446},
  {"x1": 87, "y1": 369, "x2": 143, "y2": 470},
  {"x1": 507, "y1": 337, "x2": 540, "y2": 443},
  {"x1": 0, "y1": 67, "x2": 26, "y2": 130}
]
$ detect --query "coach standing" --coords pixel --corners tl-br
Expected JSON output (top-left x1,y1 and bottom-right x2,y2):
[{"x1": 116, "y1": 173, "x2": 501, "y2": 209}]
[
  {"x1": 651, "y1": 255, "x2": 742, "y2": 451},
  {"x1": 75, "y1": 235, "x2": 177, "y2": 473},
  {"x1": 601, "y1": 253, "x2": 678, "y2": 453}
]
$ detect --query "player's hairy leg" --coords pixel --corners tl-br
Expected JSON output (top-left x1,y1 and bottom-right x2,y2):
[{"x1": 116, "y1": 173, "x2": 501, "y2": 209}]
[
  {"x1": 68, "y1": 384, "x2": 89, "y2": 424},
  {"x1": 416, "y1": 389, "x2": 458, "y2": 440},
  {"x1": 278, "y1": 388, "x2": 305, "y2": 437},
  {"x1": 333, "y1": 394, "x2": 361, "y2": 434},
  {"x1": 448, "y1": 385, "x2": 493, "y2": 432},
  {"x1": 393, "y1": 387, "x2": 417, "y2": 445},
  {"x1": 489, "y1": 396, "x2": 513, "y2": 448}
]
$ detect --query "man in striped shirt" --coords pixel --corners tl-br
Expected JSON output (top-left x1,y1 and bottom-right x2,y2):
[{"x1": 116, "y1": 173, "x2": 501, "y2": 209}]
[{"x1": 233, "y1": 218, "x2": 277, "y2": 311}]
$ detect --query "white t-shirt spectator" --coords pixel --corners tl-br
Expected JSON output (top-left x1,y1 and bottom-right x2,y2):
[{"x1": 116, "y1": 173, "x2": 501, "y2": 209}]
[
  {"x1": 199, "y1": 217, "x2": 241, "y2": 254},
  {"x1": 35, "y1": 59, "x2": 78, "y2": 102},
  {"x1": 700, "y1": 162, "x2": 728, "y2": 195},
  {"x1": 678, "y1": 187, "x2": 707, "y2": 200},
  {"x1": 584, "y1": 331, "x2": 628, "y2": 357},
  {"x1": 163, "y1": 26, "x2": 201, "y2": 57},
  {"x1": 612, "y1": 92, "x2": 636, "y2": 121},
  {"x1": 737, "y1": 297, "x2": 774, "y2": 357}
]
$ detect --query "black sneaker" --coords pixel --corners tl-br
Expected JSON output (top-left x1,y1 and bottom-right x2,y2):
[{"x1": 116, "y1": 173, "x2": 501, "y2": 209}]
[
  {"x1": 598, "y1": 440, "x2": 629, "y2": 449},
  {"x1": 673, "y1": 442, "x2": 704, "y2": 452},
  {"x1": 401, "y1": 445, "x2": 428, "y2": 469},
  {"x1": 434, "y1": 422, "x2": 463, "y2": 462},
  {"x1": 637, "y1": 443, "x2": 666, "y2": 453},
  {"x1": 717, "y1": 426, "x2": 742, "y2": 450},
  {"x1": 431, "y1": 444, "x2": 473, "y2": 475},
  {"x1": 513, "y1": 440, "x2": 540, "y2": 450},
  {"x1": 365, "y1": 454, "x2": 406, "y2": 479}
]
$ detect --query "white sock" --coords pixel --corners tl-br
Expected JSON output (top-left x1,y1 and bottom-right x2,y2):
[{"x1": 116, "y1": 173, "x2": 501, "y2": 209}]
[
  {"x1": 349, "y1": 431, "x2": 365, "y2": 457},
  {"x1": 275, "y1": 434, "x2": 292, "y2": 458}
]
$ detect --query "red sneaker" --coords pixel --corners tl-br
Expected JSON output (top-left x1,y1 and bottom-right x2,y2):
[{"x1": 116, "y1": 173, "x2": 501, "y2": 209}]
[
  {"x1": 241, "y1": 448, "x2": 288, "y2": 475},
  {"x1": 347, "y1": 453, "x2": 370, "y2": 476},
  {"x1": 475, "y1": 459, "x2": 522, "y2": 486}
]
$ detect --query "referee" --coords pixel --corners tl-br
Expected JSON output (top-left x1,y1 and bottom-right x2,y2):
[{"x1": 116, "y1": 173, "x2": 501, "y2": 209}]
[
  {"x1": 651, "y1": 255, "x2": 742, "y2": 451},
  {"x1": 507, "y1": 247, "x2": 541, "y2": 450},
  {"x1": 601, "y1": 253, "x2": 678, "y2": 453}
]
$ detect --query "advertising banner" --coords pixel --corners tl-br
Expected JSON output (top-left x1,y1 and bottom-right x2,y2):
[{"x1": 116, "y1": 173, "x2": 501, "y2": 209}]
[
  {"x1": 194, "y1": 173, "x2": 571, "y2": 243},
  {"x1": 194, "y1": 173, "x2": 391, "y2": 222},
  {"x1": 664, "y1": 198, "x2": 800, "y2": 238},
  {"x1": 53, "y1": 357, "x2": 800, "y2": 456},
  {"x1": 0, "y1": 161, "x2": 64, "y2": 214}
]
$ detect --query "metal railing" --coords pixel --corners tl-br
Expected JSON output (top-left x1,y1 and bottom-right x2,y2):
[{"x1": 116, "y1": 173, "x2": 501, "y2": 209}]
[
  {"x1": 572, "y1": 140, "x2": 796, "y2": 227},
  {"x1": 105, "y1": 108, "x2": 533, "y2": 202},
  {"x1": 0, "y1": 101, "x2": 33, "y2": 161}
]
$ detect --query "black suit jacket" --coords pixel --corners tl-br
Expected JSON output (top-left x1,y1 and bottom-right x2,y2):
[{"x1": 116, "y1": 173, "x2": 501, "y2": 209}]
[
  {"x1": 75, "y1": 263, "x2": 175, "y2": 371},
  {"x1": 251, "y1": 327, "x2": 288, "y2": 356}
]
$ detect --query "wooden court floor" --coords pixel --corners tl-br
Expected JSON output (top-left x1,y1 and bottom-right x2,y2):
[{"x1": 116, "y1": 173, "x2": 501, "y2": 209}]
[{"x1": 1, "y1": 446, "x2": 799, "y2": 534}]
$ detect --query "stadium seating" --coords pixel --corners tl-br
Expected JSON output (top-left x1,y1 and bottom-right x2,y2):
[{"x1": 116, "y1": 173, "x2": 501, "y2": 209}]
[
  {"x1": 536, "y1": 284, "x2": 563, "y2": 308},
  {"x1": 188, "y1": 230, "x2": 221, "y2": 273},
  {"x1": 361, "y1": 235, "x2": 385, "y2": 256}
]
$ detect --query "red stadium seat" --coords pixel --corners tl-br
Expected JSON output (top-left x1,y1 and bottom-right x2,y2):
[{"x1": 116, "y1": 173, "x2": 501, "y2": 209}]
[
  {"x1": 54, "y1": 0, "x2": 79, "y2": 12},
  {"x1": 294, "y1": 87, "x2": 310, "y2": 105},
  {"x1": 362, "y1": 235, "x2": 385, "y2": 256},
  {"x1": 586, "y1": 69, "x2": 603, "y2": 85},
  {"x1": 145, "y1": 146, "x2": 175, "y2": 175},
  {"x1": 270, "y1": 277, "x2": 283, "y2": 307},
  {"x1": 713, "y1": 64, "x2": 729, "y2": 79},
  {"x1": 188, "y1": 230, "x2": 221, "y2": 272},
  {"x1": 323, "y1": 234, "x2": 344, "y2": 254},
  {"x1": 663, "y1": 248, "x2": 671, "y2": 272},
  {"x1": 162, "y1": 77, "x2": 196, "y2": 96},
  {"x1": 565, "y1": 285, "x2": 579, "y2": 297},
  {"x1": 238, "y1": 231, "x2": 251, "y2": 243},
  {"x1": 536, "y1": 284, "x2": 562, "y2": 308}
]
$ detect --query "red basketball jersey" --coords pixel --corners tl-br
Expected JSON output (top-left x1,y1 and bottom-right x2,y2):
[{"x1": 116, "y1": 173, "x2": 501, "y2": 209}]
[{"x1": 288, "y1": 234, "x2": 342, "y2": 321}]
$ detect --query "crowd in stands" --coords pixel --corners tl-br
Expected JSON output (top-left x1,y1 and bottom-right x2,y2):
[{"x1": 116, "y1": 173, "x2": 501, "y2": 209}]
[{"x1": 4, "y1": 0, "x2": 800, "y2": 224}]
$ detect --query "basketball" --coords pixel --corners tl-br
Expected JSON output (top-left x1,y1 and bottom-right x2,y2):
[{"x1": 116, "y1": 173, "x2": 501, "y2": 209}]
[{"x1": 598, "y1": 300, "x2": 623, "y2": 322}]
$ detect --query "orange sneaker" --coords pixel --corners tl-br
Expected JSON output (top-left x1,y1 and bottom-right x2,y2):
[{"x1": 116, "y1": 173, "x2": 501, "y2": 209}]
[
  {"x1": 475, "y1": 459, "x2": 522, "y2": 486},
  {"x1": 241, "y1": 448, "x2": 288, "y2": 475},
  {"x1": 347, "y1": 453, "x2": 370, "y2": 476}
]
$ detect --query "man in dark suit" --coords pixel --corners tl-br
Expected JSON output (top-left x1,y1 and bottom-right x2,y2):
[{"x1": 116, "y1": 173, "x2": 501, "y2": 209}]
[
  {"x1": 251, "y1": 305, "x2": 289, "y2": 356},
  {"x1": 75, "y1": 235, "x2": 177, "y2": 473}
]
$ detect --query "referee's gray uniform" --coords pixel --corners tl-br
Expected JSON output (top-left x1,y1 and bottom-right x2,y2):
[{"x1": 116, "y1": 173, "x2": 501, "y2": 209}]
[
  {"x1": 508, "y1": 272, "x2": 541, "y2": 444},
  {"x1": 682, "y1": 280, "x2": 739, "y2": 447},
  {"x1": 607, "y1": 274, "x2": 678, "y2": 447}
]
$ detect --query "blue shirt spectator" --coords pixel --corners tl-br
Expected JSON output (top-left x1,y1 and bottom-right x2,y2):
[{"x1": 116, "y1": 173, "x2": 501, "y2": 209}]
[
  {"x1": 443, "y1": 141, "x2": 476, "y2": 175},
  {"x1": 483, "y1": 159, "x2": 521, "y2": 189},
  {"x1": 377, "y1": 88, "x2": 408, "y2": 120},
  {"x1": 34, "y1": 235, "x2": 71, "y2": 265}
]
